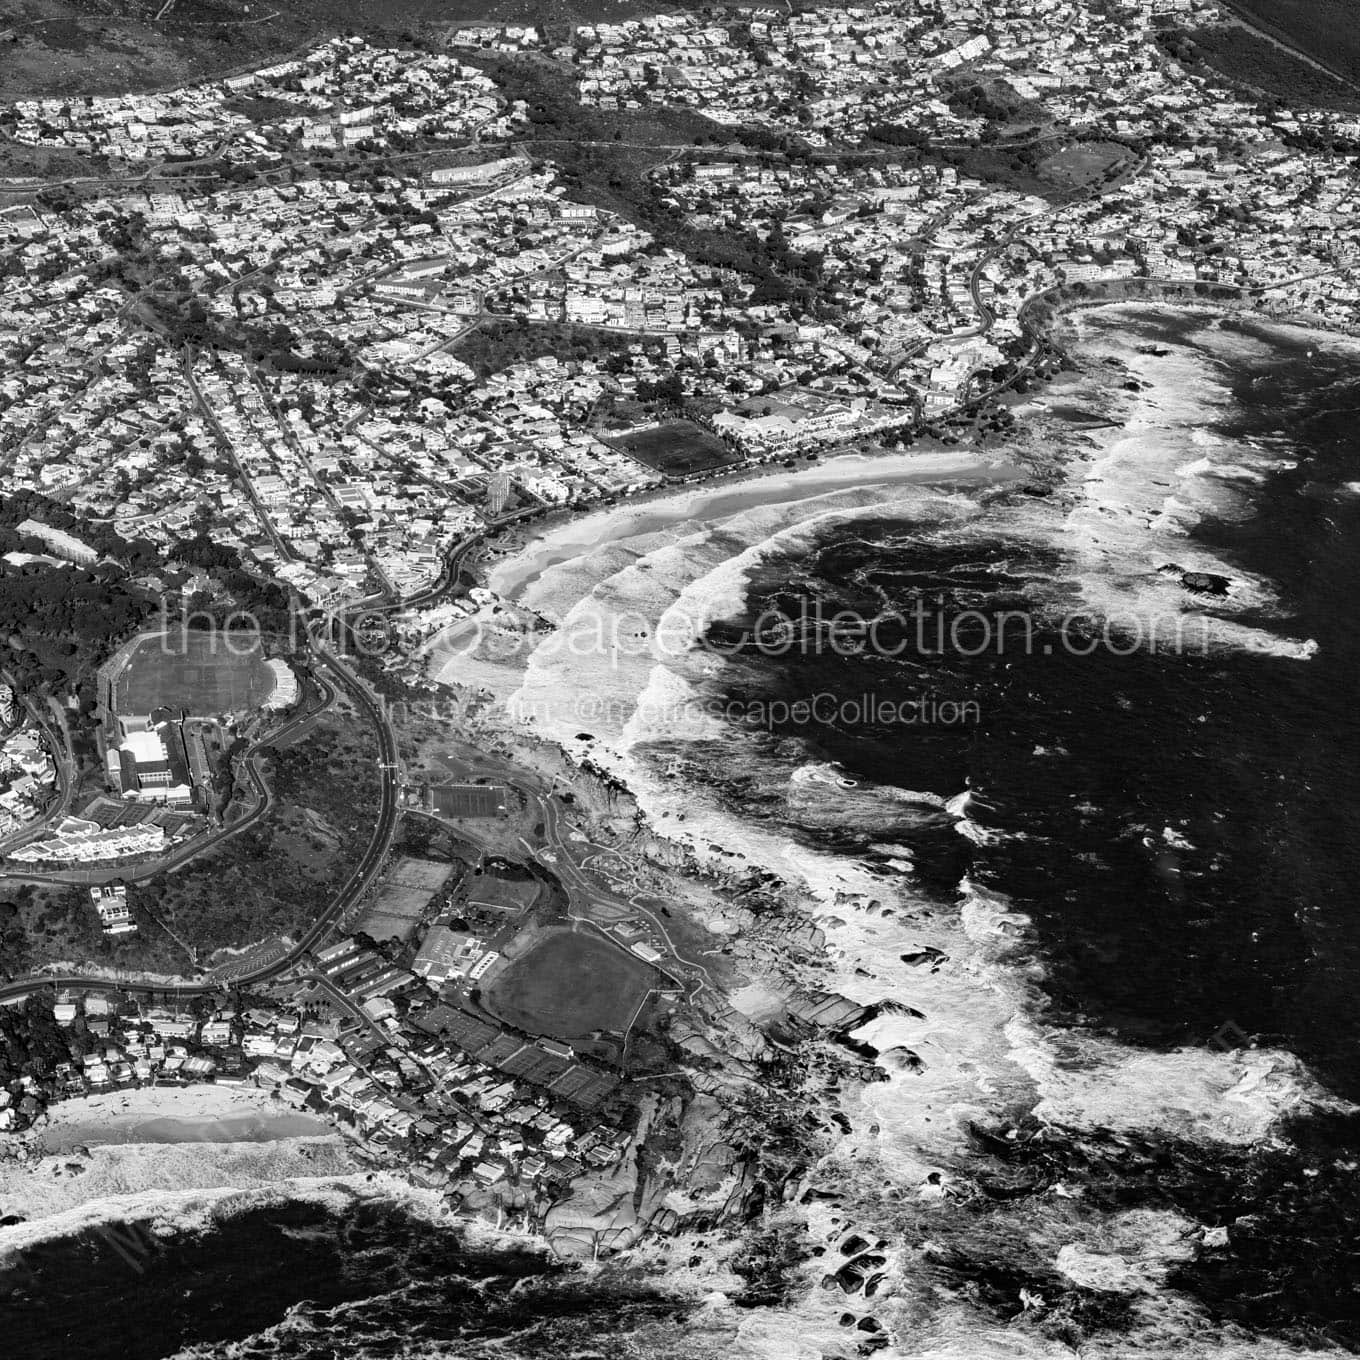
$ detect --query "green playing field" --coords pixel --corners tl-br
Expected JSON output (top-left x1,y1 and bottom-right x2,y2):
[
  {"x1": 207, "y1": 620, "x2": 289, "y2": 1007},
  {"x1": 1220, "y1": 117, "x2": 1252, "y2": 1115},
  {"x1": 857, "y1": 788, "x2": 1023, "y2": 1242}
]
[{"x1": 112, "y1": 630, "x2": 277, "y2": 717}]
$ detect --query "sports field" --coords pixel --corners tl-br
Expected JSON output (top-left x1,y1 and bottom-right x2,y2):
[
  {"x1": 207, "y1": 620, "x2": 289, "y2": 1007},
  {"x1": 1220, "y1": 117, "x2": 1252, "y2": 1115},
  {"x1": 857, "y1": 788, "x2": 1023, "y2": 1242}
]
[
  {"x1": 613, "y1": 421, "x2": 738, "y2": 477},
  {"x1": 430, "y1": 782, "x2": 508, "y2": 818},
  {"x1": 482, "y1": 928, "x2": 656, "y2": 1038},
  {"x1": 356, "y1": 857, "x2": 456, "y2": 942},
  {"x1": 111, "y1": 630, "x2": 277, "y2": 718},
  {"x1": 1038, "y1": 140, "x2": 1136, "y2": 189}
]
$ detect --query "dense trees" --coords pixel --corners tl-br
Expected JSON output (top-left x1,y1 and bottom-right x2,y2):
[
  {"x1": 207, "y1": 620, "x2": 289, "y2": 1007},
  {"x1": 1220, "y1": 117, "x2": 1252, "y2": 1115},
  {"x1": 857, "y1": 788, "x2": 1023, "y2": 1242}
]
[
  {"x1": 0, "y1": 994, "x2": 77, "y2": 1094},
  {"x1": 0, "y1": 491, "x2": 294, "y2": 704},
  {"x1": 0, "y1": 563, "x2": 159, "y2": 699},
  {"x1": 0, "y1": 489, "x2": 155, "y2": 566},
  {"x1": 457, "y1": 319, "x2": 656, "y2": 379},
  {"x1": 1157, "y1": 23, "x2": 1360, "y2": 114},
  {"x1": 945, "y1": 80, "x2": 1028, "y2": 124}
]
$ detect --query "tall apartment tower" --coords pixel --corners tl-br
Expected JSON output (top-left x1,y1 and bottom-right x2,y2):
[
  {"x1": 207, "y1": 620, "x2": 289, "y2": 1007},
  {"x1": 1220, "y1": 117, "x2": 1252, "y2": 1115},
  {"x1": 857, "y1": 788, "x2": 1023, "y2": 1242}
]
[{"x1": 487, "y1": 471, "x2": 512, "y2": 516}]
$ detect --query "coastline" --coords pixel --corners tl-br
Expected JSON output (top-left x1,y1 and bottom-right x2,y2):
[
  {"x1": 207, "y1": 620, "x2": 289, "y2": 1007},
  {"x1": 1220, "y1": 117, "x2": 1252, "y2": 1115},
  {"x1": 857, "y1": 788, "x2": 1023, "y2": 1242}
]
[
  {"x1": 0, "y1": 1084, "x2": 347, "y2": 1239},
  {"x1": 4, "y1": 300, "x2": 1357, "y2": 1354},
  {"x1": 477, "y1": 291, "x2": 1360, "y2": 628},
  {"x1": 0, "y1": 1131, "x2": 360, "y2": 1232},
  {"x1": 483, "y1": 447, "x2": 1022, "y2": 607},
  {"x1": 428, "y1": 446, "x2": 1022, "y2": 700},
  {"x1": 0, "y1": 1164, "x2": 451, "y2": 1261},
  {"x1": 409, "y1": 298, "x2": 1360, "y2": 1359},
  {"x1": 456, "y1": 299, "x2": 1346, "y2": 1163}
]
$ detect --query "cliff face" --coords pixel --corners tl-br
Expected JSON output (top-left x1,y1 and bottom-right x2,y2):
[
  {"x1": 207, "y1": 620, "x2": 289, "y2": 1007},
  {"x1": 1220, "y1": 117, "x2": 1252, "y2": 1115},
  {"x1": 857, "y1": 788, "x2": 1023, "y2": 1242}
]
[
  {"x1": 629, "y1": 829, "x2": 696, "y2": 869},
  {"x1": 572, "y1": 757, "x2": 632, "y2": 813}
]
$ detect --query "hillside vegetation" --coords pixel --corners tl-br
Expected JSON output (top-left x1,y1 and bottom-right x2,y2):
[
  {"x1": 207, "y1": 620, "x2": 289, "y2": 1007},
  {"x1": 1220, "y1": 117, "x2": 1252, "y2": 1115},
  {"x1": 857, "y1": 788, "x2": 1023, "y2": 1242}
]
[
  {"x1": 1161, "y1": 20, "x2": 1360, "y2": 112},
  {"x1": 1222, "y1": 0, "x2": 1360, "y2": 86},
  {"x1": 0, "y1": 0, "x2": 715, "y2": 102}
]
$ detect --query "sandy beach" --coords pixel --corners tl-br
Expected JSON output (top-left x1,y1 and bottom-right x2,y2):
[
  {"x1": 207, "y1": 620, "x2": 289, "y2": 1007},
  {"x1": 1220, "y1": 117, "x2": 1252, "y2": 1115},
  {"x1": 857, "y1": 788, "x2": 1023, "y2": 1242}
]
[
  {"x1": 0, "y1": 304, "x2": 1349, "y2": 1360},
  {"x1": 428, "y1": 447, "x2": 1022, "y2": 699},
  {"x1": 418, "y1": 307, "x2": 1353, "y2": 1360},
  {"x1": 34, "y1": 1083, "x2": 332, "y2": 1154},
  {"x1": 484, "y1": 447, "x2": 1020, "y2": 606},
  {"x1": 0, "y1": 1084, "x2": 347, "y2": 1232},
  {"x1": 0, "y1": 1164, "x2": 432, "y2": 1260},
  {"x1": 0, "y1": 1135, "x2": 359, "y2": 1229}
]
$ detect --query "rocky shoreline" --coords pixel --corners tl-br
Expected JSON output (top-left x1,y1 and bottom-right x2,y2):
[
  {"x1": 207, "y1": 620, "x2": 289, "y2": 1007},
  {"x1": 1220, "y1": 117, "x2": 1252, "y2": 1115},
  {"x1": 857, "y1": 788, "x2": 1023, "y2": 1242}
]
[{"x1": 404, "y1": 301, "x2": 1356, "y2": 1355}]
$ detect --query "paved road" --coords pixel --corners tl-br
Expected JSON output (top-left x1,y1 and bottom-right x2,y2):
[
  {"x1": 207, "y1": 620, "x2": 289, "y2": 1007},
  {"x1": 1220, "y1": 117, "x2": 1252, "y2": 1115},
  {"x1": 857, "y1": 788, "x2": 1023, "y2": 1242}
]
[
  {"x1": 0, "y1": 671, "x2": 337, "y2": 889},
  {"x1": 184, "y1": 348, "x2": 301, "y2": 565},
  {"x1": 0, "y1": 421, "x2": 679, "y2": 1009},
  {"x1": 440, "y1": 775, "x2": 716, "y2": 1006},
  {"x1": 535, "y1": 792, "x2": 715, "y2": 1003},
  {"x1": 208, "y1": 937, "x2": 289, "y2": 983},
  {"x1": 273, "y1": 632, "x2": 402, "y2": 961},
  {"x1": 406, "y1": 758, "x2": 714, "y2": 1007},
  {"x1": 0, "y1": 682, "x2": 78, "y2": 861}
]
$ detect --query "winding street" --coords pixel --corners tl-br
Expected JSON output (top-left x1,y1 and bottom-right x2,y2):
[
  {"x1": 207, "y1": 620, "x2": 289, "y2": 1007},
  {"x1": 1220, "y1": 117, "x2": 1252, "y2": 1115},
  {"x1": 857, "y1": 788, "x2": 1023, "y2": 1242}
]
[
  {"x1": 0, "y1": 671, "x2": 337, "y2": 891},
  {"x1": 519, "y1": 788, "x2": 716, "y2": 1006},
  {"x1": 0, "y1": 683, "x2": 78, "y2": 862}
]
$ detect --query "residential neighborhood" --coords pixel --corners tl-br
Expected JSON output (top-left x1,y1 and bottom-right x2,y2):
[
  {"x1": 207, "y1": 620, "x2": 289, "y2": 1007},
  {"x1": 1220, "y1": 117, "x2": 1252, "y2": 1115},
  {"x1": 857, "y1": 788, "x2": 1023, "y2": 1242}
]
[
  {"x1": 3, "y1": 2, "x2": 1359, "y2": 635},
  {"x1": 6, "y1": 936, "x2": 634, "y2": 1221}
]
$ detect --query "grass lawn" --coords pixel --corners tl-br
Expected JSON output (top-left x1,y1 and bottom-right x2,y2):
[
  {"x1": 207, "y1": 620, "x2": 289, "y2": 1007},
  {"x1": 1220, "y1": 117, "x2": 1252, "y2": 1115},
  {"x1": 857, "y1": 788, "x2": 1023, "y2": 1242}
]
[
  {"x1": 482, "y1": 928, "x2": 656, "y2": 1038},
  {"x1": 466, "y1": 867, "x2": 540, "y2": 913},
  {"x1": 613, "y1": 421, "x2": 738, "y2": 477},
  {"x1": 1038, "y1": 141, "x2": 1136, "y2": 189},
  {"x1": 112, "y1": 629, "x2": 277, "y2": 717}
]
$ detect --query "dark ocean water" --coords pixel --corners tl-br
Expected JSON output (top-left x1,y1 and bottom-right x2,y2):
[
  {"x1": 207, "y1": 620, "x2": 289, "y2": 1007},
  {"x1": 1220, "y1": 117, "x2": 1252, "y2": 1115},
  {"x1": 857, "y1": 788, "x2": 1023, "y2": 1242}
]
[
  {"x1": 701, "y1": 311, "x2": 1360, "y2": 1348},
  {"x1": 0, "y1": 1196, "x2": 694, "y2": 1360},
  {"x1": 716, "y1": 312, "x2": 1360, "y2": 1083}
]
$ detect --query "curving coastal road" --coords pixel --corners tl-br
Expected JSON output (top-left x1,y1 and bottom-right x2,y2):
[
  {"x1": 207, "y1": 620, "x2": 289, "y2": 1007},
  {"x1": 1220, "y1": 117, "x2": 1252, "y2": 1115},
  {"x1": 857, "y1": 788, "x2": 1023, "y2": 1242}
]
[
  {"x1": 0, "y1": 454, "x2": 521, "y2": 1003},
  {"x1": 1, "y1": 470, "x2": 696, "y2": 1006}
]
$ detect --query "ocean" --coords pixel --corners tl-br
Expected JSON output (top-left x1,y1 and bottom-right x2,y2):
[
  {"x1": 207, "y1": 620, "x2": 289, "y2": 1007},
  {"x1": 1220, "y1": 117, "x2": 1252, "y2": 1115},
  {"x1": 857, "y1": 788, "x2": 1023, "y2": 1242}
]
[
  {"x1": 0, "y1": 1191, "x2": 703, "y2": 1360},
  {"x1": 678, "y1": 306, "x2": 1360, "y2": 1351},
  {"x1": 711, "y1": 308, "x2": 1360, "y2": 1073}
]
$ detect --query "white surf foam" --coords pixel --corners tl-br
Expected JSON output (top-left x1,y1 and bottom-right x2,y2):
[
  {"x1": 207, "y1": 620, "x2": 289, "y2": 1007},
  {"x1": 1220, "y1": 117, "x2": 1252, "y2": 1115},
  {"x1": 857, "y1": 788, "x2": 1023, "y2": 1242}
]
[{"x1": 1044, "y1": 308, "x2": 1320, "y2": 661}]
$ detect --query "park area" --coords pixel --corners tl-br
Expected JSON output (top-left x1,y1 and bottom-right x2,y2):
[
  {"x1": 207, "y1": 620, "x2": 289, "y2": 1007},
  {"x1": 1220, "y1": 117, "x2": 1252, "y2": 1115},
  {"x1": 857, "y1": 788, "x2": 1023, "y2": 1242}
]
[
  {"x1": 481, "y1": 927, "x2": 658, "y2": 1040},
  {"x1": 612, "y1": 421, "x2": 738, "y2": 477},
  {"x1": 108, "y1": 629, "x2": 278, "y2": 718},
  {"x1": 466, "y1": 865, "x2": 541, "y2": 916},
  {"x1": 1038, "y1": 140, "x2": 1137, "y2": 190}
]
